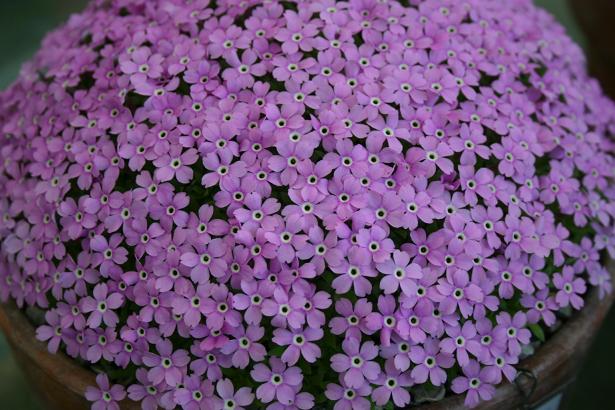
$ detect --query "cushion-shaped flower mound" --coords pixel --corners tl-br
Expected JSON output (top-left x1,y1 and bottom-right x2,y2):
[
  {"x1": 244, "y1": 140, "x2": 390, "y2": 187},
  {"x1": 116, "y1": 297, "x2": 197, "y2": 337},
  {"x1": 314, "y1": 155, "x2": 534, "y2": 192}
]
[{"x1": 1, "y1": 0, "x2": 614, "y2": 408}]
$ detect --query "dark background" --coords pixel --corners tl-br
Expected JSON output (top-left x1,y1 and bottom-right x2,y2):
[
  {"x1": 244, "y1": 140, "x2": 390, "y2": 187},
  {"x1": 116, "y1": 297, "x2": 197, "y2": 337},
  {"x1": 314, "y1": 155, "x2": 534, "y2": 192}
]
[{"x1": 0, "y1": 1, "x2": 611, "y2": 409}]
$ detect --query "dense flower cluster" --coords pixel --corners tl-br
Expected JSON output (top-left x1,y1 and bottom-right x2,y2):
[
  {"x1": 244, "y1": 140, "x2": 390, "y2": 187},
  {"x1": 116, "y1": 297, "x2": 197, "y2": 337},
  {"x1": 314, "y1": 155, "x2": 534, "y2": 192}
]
[{"x1": 1, "y1": 0, "x2": 614, "y2": 408}]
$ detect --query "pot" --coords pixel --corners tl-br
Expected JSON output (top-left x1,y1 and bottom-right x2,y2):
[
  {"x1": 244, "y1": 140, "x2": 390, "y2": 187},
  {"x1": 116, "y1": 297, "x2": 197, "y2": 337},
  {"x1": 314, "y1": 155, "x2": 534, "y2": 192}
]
[{"x1": 0, "y1": 266, "x2": 613, "y2": 410}]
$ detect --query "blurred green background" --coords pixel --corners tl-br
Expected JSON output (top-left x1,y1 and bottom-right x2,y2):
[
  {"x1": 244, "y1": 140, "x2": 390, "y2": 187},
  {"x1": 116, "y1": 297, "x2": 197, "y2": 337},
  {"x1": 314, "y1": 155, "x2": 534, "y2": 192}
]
[{"x1": 0, "y1": 1, "x2": 612, "y2": 409}]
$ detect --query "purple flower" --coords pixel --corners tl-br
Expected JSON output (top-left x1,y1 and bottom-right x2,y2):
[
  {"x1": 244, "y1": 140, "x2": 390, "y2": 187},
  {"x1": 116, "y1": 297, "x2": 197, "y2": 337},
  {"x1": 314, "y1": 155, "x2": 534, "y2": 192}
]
[
  {"x1": 80, "y1": 283, "x2": 124, "y2": 328},
  {"x1": 437, "y1": 269, "x2": 484, "y2": 318},
  {"x1": 202, "y1": 284, "x2": 242, "y2": 331},
  {"x1": 127, "y1": 369, "x2": 165, "y2": 410},
  {"x1": 494, "y1": 312, "x2": 531, "y2": 357},
  {"x1": 120, "y1": 47, "x2": 164, "y2": 79},
  {"x1": 264, "y1": 214, "x2": 308, "y2": 263},
  {"x1": 553, "y1": 266, "x2": 587, "y2": 309},
  {"x1": 330, "y1": 251, "x2": 376, "y2": 297},
  {"x1": 85, "y1": 374, "x2": 126, "y2": 410},
  {"x1": 261, "y1": 287, "x2": 306, "y2": 329},
  {"x1": 330, "y1": 338, "x2": 381, "y2": 388},
  {"x1": 329, "y1": 298, "x2": 374, "y2": 340},
  {"x1": 440, "y1": 322, "x2": 483, "y2": 367},
  {"x1": 355, "y1": 225, "x2": 394, "y2": 263},
  {"x1": 371, "y1": 360, "x2": 413, "y2": 407},
  {"x1": 451, "y1": 360, "x2": 496, "y2": 408},
  {"x1": 0, "y1": 1, "x2": 613, "y2": 409},
  {"x1": 365, "y1": 295, "x2": 399, "y2": 346},
  {"x1": 521, "y1": 289, "x2": 558, "y2": 326},
  {"x1": 273, "y1": 326, "x2": 323, "y2": 365},
  {"x1": 124, "y1": 220, "x2": 164, "y2": 258},
  {"x1": 174, "y1": 375, "x2": 215, "y2": 409},
  {"x1": 251, "y1": 357, "x2": 303, "y2": 405},
  {"x1": 483, "y1": 353, "x2": 518, "y2": 384},
  {"x1": 143, "y1": 339, "x2": 190, "y2": 386},
  {"x1": 409, "y1": 337, "x2": 454, "y2": 386},
  {"x1": 376, "y1": 250, "x2": 422, "y2": 295},
  {"x1": 325, "y1": 375, "x2": 372, "y2": 410},
  {"x1": 220, "y1": 325, "x2": 267, "y2": 369},
  {"x1": 89, "y1": 234, "x2": 128, "y2": 276},
  {"x1": 223, "y1": 50, "x2": 266, "y2": 88},
  {"x1": 397, "y1": 301, "x2": 439, "y2": 344},
  {"x1": 153, "y1": 146, "x2": 198, "y2": 184},
  {"x1": 232, "y1": 279, "x2": 273, "y2": 325},
  {"x1": 180, "y1": 238, "x2": 228, "y2": 283},
  {"x1": 215, "y1": 379, "x2": 254, "y2": 410},
  {"x1": 36, "y1": 309, "x2": 64, "y2": 353},
  {"x1": 503, "y1": 212, "x2": 543, "y2": 259}
]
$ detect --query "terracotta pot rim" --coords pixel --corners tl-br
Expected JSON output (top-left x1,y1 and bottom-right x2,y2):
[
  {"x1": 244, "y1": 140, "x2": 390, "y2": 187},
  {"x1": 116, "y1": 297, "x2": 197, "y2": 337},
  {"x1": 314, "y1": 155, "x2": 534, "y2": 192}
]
[
  {"x1": 0, "y1": 303, "x2": 95, "y2": 396},
  {"x1": 0, "y1": 265, "x2": 614, "y2": 410},
  {"x1": 0, "y1": 301, "x2": 139, "y2": 409}
]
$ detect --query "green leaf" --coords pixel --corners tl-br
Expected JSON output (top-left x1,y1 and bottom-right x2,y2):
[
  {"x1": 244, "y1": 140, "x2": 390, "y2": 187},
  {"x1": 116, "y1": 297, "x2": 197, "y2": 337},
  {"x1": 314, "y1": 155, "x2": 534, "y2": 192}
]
[
  {"x1": 528, "y1": 323, "x2": 545, "y2": 342},
  {"x1": 268, "y1": 346, "x2": 285, "y2": 356}
]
